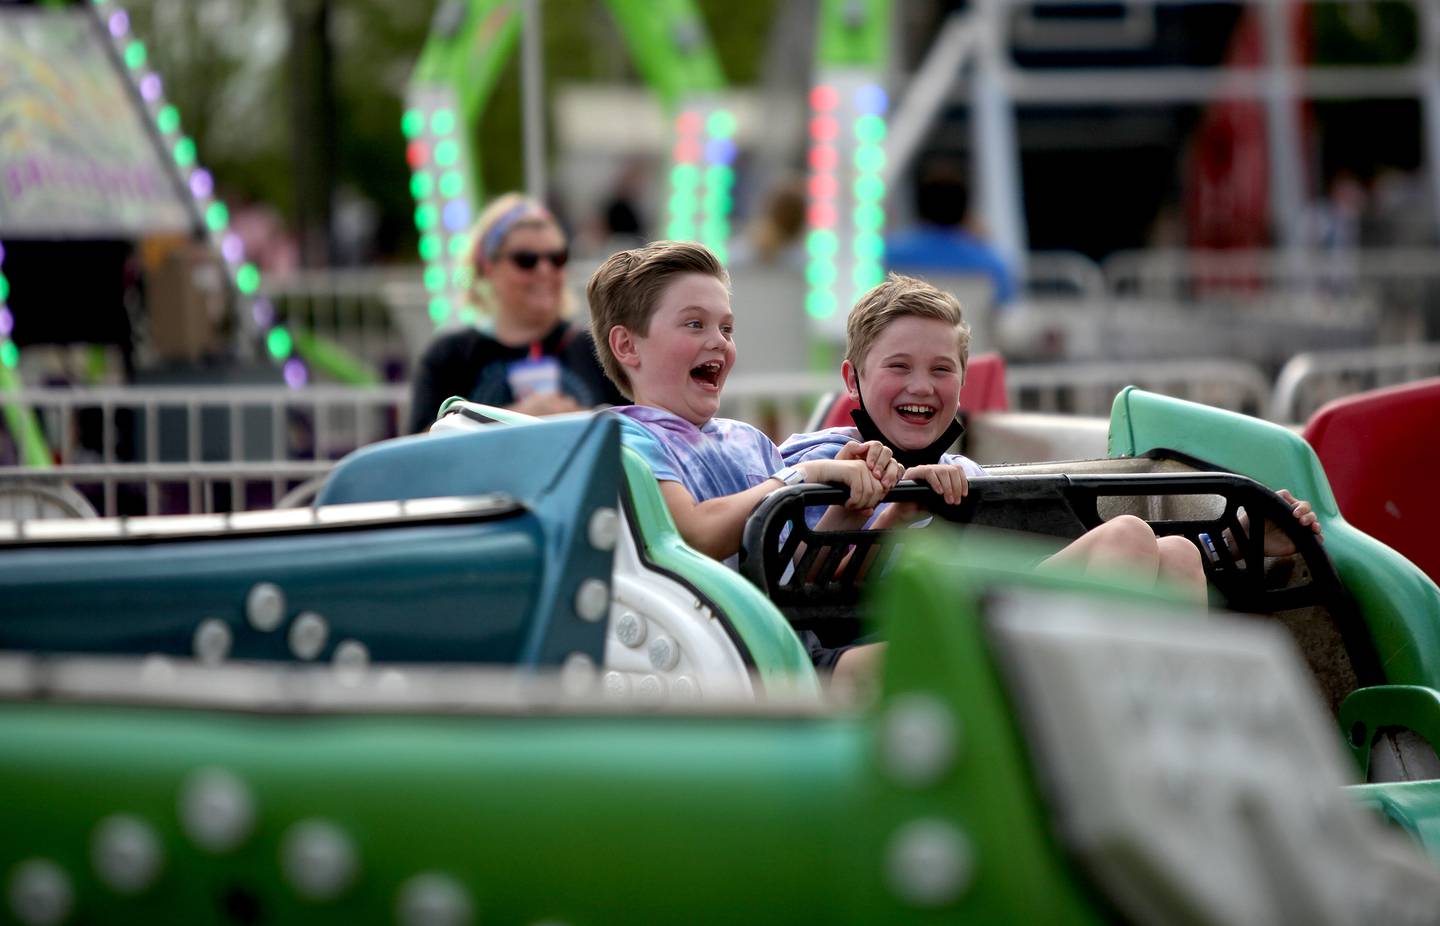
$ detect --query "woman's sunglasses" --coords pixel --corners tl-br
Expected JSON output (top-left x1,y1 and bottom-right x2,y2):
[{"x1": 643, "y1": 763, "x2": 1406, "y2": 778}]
[{"x1": 503, "y1": 248, "x2": 569, "y2": 270}]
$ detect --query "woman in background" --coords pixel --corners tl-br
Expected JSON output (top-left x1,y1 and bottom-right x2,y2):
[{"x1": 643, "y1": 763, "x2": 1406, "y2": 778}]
[{"x1": 408, "y1": 193, "x2": 625, "y2": 432}]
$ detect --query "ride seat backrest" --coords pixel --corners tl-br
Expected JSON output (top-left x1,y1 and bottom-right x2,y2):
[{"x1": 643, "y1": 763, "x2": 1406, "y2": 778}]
[{"x1": 1302, "y1": 377, "x2": 1440, "y2": 586}]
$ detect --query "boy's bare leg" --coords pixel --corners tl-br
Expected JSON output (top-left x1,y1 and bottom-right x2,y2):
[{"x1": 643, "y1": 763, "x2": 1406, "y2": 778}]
[
  {"x1": 1156, "y1": 534, "x2": 1208, "y2": 604},
  {"x1": 1039, "y1": 515, "x2": 1161, "y2": 586},
  {"x1": 832, "y1": 642, "x2": 885, "y2": 700}
]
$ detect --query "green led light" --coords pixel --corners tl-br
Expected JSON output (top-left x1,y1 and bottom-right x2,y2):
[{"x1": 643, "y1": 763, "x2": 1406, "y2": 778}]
[
  {"x1": 855, "y1": 231, "x2": 885, "y2": 261},
  {"x1": 806, "y1": 260, "x2": 837, "y2": 288},
  {"x1": 704, "y1": 165, "x2": 734, "y2": 189},
  {"x1": 235, "y1": 263, "x2": 260, "y2": 294},
  {"x1": 410, "y1": 172, "x2": 433, "y2": 198},
  {"x1": 428, "y1": 297, "x2": 451, "y2": 324},
  {"x1": 806, "y1": 229, "x2": 839, "y2": 259},
  {"x1": 668, "y1": 193, "x2": 698, "y2": 218},
  {"x1": 448, "y1": 234, "x2": 470, "y2": 257},
  {"x1": 805, "y1": 290, "x2": 837, "y2": 319},
  {"x1": 706, "y1": 110, "x2": 737, "y2": 139},
  {"x1": 0, "y1": 274, "x2": 8, "y2": 303},
  {"x1": 415, "y1": 203, "x2": 438, "y2": 231},
  {"x1": 670, "y1": 164, "x2": 700, "y2": 189},
  {"x1": 0, "y1": 340, "x2": 17, "y2": 369},
  {"x1": 418, "y1": 234, "x2": 441, "y2": 261},
  {"x1": 855, "y1": 114, "x2": 886, "y2": 144},
  {"x1": 853, "y1": 263, "x2": 885, "y2": 290},
  {"x1": 173, "y1": 137, "x2": 196, "y2": 167},
  {"x1": 854, "y1": 145, "x2": 885, "y2": 174},
  {"x1": 124, "y1": 41, "x2": 146, "y2": 70},
  {"x1": 205, "y1": 201, "x2": 230, "y2": 232},
  {"x1": 434, "y1": 140, "x2": 459, "y2": 167},
  {"x1": 701, "y1": 218, "x2": 728, "y2": 242},
  {"x1": 702, "y1": 190, "x2": 733, "y2": 215},
  {"x1": 156, "y1": 105, "x2": 180, "y2": 135},
  {"x1": 266, "y1": 326, "x2": 293, "y2": 360},
  {"x1": 439, "y1": 171, "x2": 465, "y2": 198},
  {"x1": 666, "y1": 220, "x2": 696, "y2": 240},
  {"x1": 424, "y1": 266, "x2": 446, "y2": 292},
  {"x1": 854, "y1": 175, "x2": 885, "y2": 203},
  {"x1": 458, "y1": 307, "x2": 479, "y2": 325},
  {"x1": 710, "y1": 244, "x2": 728, "y2": 264},
  {"x1": 853, "y1": 203, "x2": 884, "y2": 232},
  {"x1": 401, "y1": 109, "x2": 424, "y2": 139},
  {"x1": 452, "y1": 266, "x2": 472, "y2": 290}
]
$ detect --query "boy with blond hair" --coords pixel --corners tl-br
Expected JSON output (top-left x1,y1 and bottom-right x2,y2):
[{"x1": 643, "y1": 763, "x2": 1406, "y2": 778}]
[{"x1": 781, "y1": 273, "x2": 1322, "y2": 595}]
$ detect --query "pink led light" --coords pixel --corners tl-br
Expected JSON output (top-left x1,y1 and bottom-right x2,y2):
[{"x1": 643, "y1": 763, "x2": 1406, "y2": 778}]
[
  {"x1": 189, "y1": 169, "x2": 214, "y2": 199},
  {"x1": 283, "y1": 358, "x2": 308, "y2": 389},
  {"x1": 0, "y1": 241, "x2": 6, "y2": 263},
  {"x1": 108, "y1": 10, "x2": 129, "y2": 38},
  {"x1": 140, "y1": 73, "x2": 163, "y2": 102},
  {"x1": 221, "y1": 233, "x2": 245, "y2": 264},
  {"x1": 0, "y1": 309, "x2": 12, "y2": 338},
  {"x1": 251, "y1": 298, "x2": 275, "y2": 328}
]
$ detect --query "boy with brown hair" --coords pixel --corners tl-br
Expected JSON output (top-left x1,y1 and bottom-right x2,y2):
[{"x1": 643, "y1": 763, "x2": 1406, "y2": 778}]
[{"x1": 588, "y1": 241, "x2": 899, "y2": 677}]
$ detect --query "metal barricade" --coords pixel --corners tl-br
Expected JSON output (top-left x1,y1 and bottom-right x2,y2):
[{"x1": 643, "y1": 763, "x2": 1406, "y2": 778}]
[
  {"x1": 260, "y1": 269, "x2": 431, "y2": 373},
  {"x1": 0, "y1": 386, "x2": 410, "y2": 467},
  {"x1": 0, "y1": 461, "x2": 334, "y2": 517},
  {"x1": 1008, "y1": 359, "x2": 1271, "y2": 417},
  {"x1": 1270, "y1": 343, "x2": 1440, "y2": 423}
]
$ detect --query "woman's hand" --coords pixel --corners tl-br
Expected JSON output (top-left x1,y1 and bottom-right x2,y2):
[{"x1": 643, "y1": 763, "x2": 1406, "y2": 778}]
[{"x1": 509, "y1": 392, "x2": 582, "y2": 417}]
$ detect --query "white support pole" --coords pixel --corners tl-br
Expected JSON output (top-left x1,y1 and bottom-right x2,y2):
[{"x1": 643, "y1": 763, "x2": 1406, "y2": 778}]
[
  {"x1": 521, "y1": 0, "x2": 546, "y2": 202},
  {"x1": 972, "y1": 0, "x2": 1028, "y2": 274},
  {"x1": 1421, "y1": 0, "x2": 1440, "y2": 242},
  {"x1": 1261, "y1": 0, "x2": 1306, "y2": 251}
]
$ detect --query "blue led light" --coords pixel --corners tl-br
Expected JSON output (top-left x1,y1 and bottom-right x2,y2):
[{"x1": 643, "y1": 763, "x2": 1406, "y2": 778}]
[
  {"x1": 442, "y1": 200, "x2": 471, "y2": 232},
  {"x1": 855, "y1": 84, "x2": 888, "y2": 116},
  {"x1": 704, "y1": 137, "x2": 737, "y2": 165}
]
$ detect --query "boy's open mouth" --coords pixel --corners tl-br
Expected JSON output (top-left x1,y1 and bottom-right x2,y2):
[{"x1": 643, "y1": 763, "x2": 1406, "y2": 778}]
[
  {"x1": 690, "y1": 360, "x2": 723, "y2": 388},
  {"x1": 894, "y1": 404, "x2": 936, "y2": 425}
]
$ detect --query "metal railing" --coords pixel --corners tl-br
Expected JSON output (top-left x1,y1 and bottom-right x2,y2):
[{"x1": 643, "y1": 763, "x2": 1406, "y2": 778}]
[
  {"x1": 1008, "y1": 359, "x2": 1270, "y2": 417},
  {"x1": 0, "y1": 462, "x2": 333, "y2": 518},
  {"x1": 1270, "y1": 343, "x2": 1440, "y2": 423},
  {"x1": 0, "y1": 386, "x2": 410, "y2": 468},
  {"x1": 260, "y1": 269, "x2": 431, "y2": 374}
]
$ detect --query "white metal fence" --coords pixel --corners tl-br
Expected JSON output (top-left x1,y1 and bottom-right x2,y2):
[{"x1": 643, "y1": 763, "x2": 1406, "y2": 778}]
[
  {"x1": 0, "y1": 462, "x2": 333, "y2": 518},
  {"x1": 0, "y1": 386, "x2": 410, "y2": 468},
  {"x1": 1270, "y1": 343, "x2": 1440, "y2": 423}
]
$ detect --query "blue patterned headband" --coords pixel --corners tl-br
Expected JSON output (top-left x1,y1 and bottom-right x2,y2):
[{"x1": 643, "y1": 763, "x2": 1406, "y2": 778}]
[{"x1": 481, "y1": 201, "x2": 551, "y2": 261}]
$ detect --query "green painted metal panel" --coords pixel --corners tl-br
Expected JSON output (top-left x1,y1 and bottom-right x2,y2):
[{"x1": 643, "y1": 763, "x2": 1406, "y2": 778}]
[
  {"x1": 605, "y1": 0, "x2": 725, "y2": 108},
  {"x1": 816, "y1": 0, "x2": 891, "y2": 69},
  {"x1": 1351, "y1": 779, "x2": 1440, "y2": 860},
  {"x1": 1109, "y1": 387, "x2": 1440, "y2": 689}
]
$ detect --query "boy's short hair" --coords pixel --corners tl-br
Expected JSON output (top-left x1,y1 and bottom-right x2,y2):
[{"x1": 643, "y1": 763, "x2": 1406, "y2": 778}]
[
  {"x1": 587, "y1": 240, "x2": 730, "y2": 398},
  {"x1": 846, "y1": 273, "x2": 971, "y2": 375}
]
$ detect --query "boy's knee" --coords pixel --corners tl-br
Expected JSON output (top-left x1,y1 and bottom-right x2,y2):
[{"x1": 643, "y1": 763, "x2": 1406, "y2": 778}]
[
  {"x1": 1098, "y1": 514, "x2": 1159, "y2": 557},
  {"x1": 1157, "y1": 534, "x2": 1203, "y2": 568}
]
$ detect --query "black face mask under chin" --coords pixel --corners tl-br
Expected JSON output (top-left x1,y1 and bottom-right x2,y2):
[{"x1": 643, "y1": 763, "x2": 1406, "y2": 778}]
[{"x1": 849, "y1": 385, "x2": 966, "y2": 469}]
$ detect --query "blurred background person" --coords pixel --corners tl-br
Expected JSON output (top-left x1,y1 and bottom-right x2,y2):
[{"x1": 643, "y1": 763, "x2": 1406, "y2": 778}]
[
  {"x1": 407, "y1": 193, "x2": 625, "y2": 433},
  {"x1": 886, "y1": 159, "x2": 1016, "y2": 307}
]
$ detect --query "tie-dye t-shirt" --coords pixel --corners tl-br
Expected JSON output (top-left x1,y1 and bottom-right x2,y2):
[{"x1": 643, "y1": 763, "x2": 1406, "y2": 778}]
[{"x1": 612, "y1": 405, "x2": 784, "y2": 504}]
